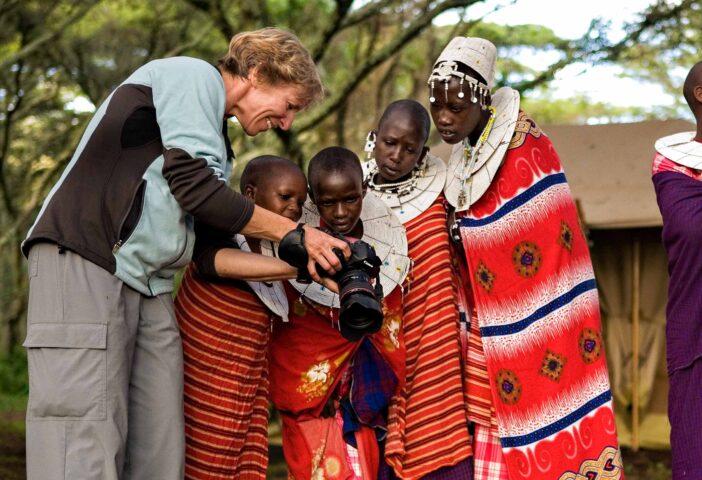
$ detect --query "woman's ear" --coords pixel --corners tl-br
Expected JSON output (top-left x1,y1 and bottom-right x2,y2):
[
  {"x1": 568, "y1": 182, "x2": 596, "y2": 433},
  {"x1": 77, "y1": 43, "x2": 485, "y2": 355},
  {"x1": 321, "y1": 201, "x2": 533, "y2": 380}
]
[{"x1": 247, "y1": 65, "x2": 261, "y2": 88}]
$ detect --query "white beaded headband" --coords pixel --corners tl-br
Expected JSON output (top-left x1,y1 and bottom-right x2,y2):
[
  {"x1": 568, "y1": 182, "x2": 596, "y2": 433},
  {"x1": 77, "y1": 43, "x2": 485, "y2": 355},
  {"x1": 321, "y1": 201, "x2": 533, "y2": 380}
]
[
  {"x1": 427, "y1": 60, "x2": 489, "y2": 106},
  {"x1": 427, "y1": 37, "x2": 497, "y2": 108}
]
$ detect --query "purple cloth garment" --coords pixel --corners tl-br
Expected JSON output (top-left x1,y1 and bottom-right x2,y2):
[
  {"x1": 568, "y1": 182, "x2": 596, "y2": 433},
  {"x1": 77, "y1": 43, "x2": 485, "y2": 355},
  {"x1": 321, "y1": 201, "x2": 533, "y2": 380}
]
[
  {"x1": 653, "y1": 171, "x2": 702, "y2": 372},
  {"x1": 653, "y1": 169, "x2": 702, "y2": 479}
]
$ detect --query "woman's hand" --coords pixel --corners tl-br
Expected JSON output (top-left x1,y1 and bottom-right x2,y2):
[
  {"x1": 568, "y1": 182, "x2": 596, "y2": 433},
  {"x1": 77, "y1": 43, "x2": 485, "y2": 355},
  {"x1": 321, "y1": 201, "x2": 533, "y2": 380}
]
[{"x1": 302, "y1": 225, "x2": 351, "y2": 282}]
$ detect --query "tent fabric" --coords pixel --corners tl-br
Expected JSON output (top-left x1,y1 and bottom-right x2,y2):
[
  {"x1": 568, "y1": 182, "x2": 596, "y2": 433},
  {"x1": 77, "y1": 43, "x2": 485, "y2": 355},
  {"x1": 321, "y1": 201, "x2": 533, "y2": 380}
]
[
  {"x1": 589, "y1": 228, "x2": 670, "y2": 449},
  {"x1": 539, "y1": 119, "x2": 694, "y2": 229}
]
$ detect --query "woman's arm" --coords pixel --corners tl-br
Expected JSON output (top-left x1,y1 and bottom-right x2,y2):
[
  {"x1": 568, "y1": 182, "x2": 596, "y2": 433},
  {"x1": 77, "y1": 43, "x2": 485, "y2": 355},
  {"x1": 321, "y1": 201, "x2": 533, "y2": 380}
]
[{"x1": 240, "y1": 205, "x2": 351, "y2": 280}]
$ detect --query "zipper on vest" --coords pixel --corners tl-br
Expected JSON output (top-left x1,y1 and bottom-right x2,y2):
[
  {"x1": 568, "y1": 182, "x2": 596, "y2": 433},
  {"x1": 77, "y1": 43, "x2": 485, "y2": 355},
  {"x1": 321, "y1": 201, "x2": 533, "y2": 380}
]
[{"x1": 112, "y1": 179, "x2": 147, "y2": 256}]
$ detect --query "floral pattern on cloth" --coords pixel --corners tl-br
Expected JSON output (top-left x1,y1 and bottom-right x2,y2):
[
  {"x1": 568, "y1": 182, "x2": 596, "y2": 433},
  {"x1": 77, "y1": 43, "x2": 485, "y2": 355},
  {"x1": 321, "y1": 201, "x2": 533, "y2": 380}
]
[
  {"x1": 578, "y1": 327, "x2": 603, "y2": 365},
  {"x1": 558, "y1": 221, "x2": 574, "y2": 252},
  {"x1": 456, "y1": 112, "x2": 622, "y2": 479},
  {"x1": 511, "y1": 241, "x2": 542, "y2": 278},
  {"x1": 297, "y1": 354, "x2": 351, "y2": 402},
  {"x1": 539, "y1": 351, "x2": 567, "y2": 382},
  {"x1": 268, "y1": 284, "x2": 405, "y2": 480}
]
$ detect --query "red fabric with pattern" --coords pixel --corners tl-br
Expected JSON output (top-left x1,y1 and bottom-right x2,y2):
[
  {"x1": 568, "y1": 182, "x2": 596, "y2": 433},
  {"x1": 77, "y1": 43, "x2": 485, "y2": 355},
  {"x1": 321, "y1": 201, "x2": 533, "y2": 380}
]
[
  {"x1": 457, "y1": 112, "x2": 623, "y2": 480},
  {"x1": 268, "y1": 284, "x2": 404, "y2": 480}
]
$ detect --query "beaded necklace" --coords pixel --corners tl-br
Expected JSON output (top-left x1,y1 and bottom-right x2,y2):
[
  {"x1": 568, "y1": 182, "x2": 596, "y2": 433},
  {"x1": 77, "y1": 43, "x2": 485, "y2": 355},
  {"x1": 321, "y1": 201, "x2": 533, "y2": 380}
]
[
  {"x1": 367, "y1": 163, "x2": 426, "y2": 197},
  {"x1": 457, "y1": 106, "x2": 497, "y2": 208}
]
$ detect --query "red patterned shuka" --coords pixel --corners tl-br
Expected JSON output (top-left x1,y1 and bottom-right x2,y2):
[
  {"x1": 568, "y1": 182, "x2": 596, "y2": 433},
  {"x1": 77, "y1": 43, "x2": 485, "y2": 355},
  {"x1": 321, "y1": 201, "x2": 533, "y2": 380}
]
[
  {"x1": 457, "y1": 112, "x2": 623, "y2": 480},
  {"x1": 175, "y1": 265, "x2": 271, "y2": 480},
  {"x1": 268, "y1": 284, "x2": 405, "y2": 480}
]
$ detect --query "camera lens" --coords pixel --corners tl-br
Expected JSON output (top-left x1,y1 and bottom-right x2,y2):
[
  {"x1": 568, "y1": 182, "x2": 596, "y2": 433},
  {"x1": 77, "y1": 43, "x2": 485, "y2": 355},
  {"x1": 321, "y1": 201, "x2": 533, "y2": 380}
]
[{"x1": 337, "y1": 270, "x2": 384, "y2": 341}]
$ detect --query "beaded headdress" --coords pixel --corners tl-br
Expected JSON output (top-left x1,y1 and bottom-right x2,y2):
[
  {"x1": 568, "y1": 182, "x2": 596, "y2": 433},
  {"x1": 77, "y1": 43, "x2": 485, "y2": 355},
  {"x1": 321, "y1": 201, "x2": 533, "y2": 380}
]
[{"x1": 427, "y1": 37, "x2": 497, "y2": 107}]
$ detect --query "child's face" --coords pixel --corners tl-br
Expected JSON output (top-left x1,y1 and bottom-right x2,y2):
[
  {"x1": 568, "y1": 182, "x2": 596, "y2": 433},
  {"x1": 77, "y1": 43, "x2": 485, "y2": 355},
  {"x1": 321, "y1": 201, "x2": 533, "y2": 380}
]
[
  {"x1": 313, "y1": 172, "x2": 364, "y2": 236},
  {"x1": 374, "y1": 111, "x2": 427, "y2": 183},
  {"x1": 248, "y1": 169, "x2": 307, "y2": 222}
]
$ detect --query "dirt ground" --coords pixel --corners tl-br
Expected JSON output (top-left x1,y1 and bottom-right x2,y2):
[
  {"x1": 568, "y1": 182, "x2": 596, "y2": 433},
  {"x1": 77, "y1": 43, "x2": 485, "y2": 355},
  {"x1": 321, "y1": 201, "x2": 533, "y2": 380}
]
[{"x1": 0, "y1": 411, "x2": 671, "y2": 479}]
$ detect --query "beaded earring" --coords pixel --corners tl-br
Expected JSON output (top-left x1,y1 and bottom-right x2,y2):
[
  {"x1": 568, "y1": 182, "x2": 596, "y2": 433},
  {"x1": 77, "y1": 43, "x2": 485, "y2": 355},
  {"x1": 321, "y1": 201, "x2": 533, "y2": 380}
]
[{"x1": 364, "y1": 131, "x2": 376, "y2": 159}]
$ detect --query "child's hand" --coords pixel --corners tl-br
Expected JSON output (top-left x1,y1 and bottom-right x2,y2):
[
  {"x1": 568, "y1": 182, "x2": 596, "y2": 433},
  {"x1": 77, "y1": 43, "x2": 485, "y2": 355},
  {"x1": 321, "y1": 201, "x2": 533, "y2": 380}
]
[{"x1": 318, "y1": 277, "x2": 339, "y2": 294}]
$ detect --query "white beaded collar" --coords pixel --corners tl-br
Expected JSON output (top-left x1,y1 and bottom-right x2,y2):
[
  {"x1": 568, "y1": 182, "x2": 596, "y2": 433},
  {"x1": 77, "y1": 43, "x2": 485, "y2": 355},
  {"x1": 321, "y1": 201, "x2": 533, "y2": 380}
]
[
  {"x1": 234, "y1": 235, "x2": 289, "y2": 322},
  {"x1": 363, "y1": 153, "x2": 446, "y2": 223},
  {"x1": 655, "y1": 132, "x2": 702, "y2": 170},
  {"x1": 444, "y1": 87, "x2": 520, "y2": 211}
]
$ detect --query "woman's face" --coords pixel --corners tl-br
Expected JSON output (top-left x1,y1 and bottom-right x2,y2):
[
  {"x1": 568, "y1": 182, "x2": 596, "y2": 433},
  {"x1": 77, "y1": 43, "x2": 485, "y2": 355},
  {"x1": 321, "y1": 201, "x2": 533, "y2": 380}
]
[
  {"x1": 429, "y1": 77, "x2": 483, "y2": 145},
  {"x1": 313, "y1": 172, "x2": 364, "y2": 237},
  {"x1": 373, "y1": 112, "x2": 427, "y2": 184},
  {"x1": 229, "y1": 75, "x2": 305, "y2": 136}
]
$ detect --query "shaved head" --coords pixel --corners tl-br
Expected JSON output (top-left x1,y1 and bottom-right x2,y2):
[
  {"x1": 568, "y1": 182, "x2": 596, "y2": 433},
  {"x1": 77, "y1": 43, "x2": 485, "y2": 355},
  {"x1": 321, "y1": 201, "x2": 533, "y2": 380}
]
[
  {"x1": 683, "y1": 61, "x2": 702, "y2": 114},
  {"x1": 307, "y1": 147, "x2": 363, "y2": 199},
  {"x1": 378, "y1": 99, "x2": 431, "y2": 145},
  {"x1": 240, "y1": 155, "x2": 304, "y2": 191}
]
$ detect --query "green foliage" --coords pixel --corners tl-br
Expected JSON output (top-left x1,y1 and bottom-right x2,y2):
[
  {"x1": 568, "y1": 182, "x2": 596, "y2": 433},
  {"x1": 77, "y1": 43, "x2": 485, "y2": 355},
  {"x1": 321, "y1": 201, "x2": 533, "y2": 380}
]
[
  {"x1": 0, "y1": 348, "x2": 28, "y2": 399},
  {"x1": 0, "y1": 0, "x2": 698, "y2": 352}
]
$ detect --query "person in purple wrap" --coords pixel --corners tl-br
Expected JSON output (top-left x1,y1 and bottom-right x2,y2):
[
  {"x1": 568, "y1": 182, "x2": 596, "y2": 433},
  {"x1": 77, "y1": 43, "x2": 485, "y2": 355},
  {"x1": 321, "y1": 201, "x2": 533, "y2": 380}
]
[{"x1": 652, "y1": 60, "x2": 702, "y2": 479}]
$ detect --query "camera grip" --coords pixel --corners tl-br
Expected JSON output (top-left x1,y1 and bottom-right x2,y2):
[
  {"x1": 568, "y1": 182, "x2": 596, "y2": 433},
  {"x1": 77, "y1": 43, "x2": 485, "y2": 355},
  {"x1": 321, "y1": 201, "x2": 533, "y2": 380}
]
[{"x1": 278, "y1": 223, "x2": 313, "y2": 283}]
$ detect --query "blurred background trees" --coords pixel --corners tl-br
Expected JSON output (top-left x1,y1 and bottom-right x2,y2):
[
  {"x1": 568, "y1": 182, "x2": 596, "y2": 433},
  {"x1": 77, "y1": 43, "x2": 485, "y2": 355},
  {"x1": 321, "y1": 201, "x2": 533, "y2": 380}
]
[{"x1": 0, "y1": 0, "x2": 699, "y2": 353}]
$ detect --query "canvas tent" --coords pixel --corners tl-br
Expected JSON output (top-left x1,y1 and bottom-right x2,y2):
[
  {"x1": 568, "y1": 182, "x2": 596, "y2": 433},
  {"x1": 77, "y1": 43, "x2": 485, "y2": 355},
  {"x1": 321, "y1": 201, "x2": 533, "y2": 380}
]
[{"x1": 432, "y1": 119, "x2": 696, "y2": 450}]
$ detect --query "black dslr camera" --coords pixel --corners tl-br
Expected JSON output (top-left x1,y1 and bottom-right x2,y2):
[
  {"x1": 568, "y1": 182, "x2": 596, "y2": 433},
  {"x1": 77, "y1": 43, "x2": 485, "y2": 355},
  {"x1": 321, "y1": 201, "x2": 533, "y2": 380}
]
[{"x1": 278, "y1": 225, "x2": 385, "y2": 341}]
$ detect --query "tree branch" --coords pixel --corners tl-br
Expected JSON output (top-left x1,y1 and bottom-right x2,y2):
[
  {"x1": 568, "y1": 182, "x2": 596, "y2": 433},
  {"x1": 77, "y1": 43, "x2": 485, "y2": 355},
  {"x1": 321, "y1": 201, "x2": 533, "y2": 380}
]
[
  {"x1": 182, "y1": 0, "x2": 234, "y2": 40},
  {"x1": 0, "y1": 58, "x2": 24, "y2": 219},
  {"x1": 339, "y1": 0, "x2": 395, "y2": 31},
  {"x1": 162, "y1": 28, "x2": 212, "y2": 58},
  {"x1": 311, "y1": 0, "x2": 354, "y2": 63},
  {"x1": 296, "y1": 0, "x2": 478, "y2": 133},
  {"x1": 0, "y1": 1, "x2": 100, "y2": 71}
]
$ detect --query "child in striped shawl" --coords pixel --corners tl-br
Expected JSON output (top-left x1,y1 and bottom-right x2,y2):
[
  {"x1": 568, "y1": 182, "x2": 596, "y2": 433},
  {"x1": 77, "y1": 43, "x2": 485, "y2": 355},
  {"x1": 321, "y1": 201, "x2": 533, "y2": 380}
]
[{"x1": 175, "y1": 155, "x2": 308, "y2": 479}]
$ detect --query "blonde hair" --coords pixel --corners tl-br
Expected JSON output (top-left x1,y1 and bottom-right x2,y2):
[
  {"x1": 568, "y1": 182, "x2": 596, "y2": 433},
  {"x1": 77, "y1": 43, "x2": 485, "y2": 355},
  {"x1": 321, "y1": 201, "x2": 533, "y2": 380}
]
[{"x1": 219, "y1": 28, "x2": 324, "y2": 107}]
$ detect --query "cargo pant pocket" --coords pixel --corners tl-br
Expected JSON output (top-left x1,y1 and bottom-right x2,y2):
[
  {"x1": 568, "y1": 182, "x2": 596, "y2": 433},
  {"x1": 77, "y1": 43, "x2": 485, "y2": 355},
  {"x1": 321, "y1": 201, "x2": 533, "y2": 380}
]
[{"x1": 23, "y1": 323, "x2": 107, "y2": 420}]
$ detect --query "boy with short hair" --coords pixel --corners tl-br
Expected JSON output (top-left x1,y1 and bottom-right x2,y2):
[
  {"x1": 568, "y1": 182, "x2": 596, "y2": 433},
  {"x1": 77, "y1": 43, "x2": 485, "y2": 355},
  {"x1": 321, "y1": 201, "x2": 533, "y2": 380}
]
[
  {"x1": 268, "y1": 147, "x2": 409, "y2": 480},
  {"x1": 363, "y1": 100, "x2": 474, "y2": 478}
]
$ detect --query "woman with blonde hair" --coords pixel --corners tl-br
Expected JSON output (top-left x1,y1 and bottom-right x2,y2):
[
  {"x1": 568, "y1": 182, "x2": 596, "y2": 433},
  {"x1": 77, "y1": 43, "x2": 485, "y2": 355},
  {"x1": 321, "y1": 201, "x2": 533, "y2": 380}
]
[{"x1": 22, "y1": 27, "x2": 348, "y2": 480}]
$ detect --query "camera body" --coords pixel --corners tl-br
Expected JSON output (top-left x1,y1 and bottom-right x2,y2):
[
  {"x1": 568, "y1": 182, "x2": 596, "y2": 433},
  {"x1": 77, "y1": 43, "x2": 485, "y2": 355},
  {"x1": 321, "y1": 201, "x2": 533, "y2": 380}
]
[{"x1": 279, "y1": 225, "x2": 385, "y2": 341}]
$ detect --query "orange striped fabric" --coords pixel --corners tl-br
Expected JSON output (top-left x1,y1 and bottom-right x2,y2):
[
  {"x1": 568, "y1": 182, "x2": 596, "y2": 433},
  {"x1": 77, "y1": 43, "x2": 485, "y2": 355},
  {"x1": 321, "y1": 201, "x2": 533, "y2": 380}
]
[
  {"x1": 385, "y1": 195, "x2": 472, "y2": 479},
  {"x1": 465, "y1": 310, "x2": 498, "y2": 432},
  {"x1": 175, "y1": 265, "x2": 271, "y2": 480},
  {"x1": 453, "y1": 259, "x2": 499, "y2": 432}
]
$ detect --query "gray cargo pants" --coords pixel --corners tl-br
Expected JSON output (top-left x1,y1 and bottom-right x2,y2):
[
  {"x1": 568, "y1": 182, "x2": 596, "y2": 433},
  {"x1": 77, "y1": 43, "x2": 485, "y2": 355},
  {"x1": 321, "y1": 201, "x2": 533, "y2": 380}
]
[{"x1": 23, "y1": 243, "x2": 184, "y2": 479}]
